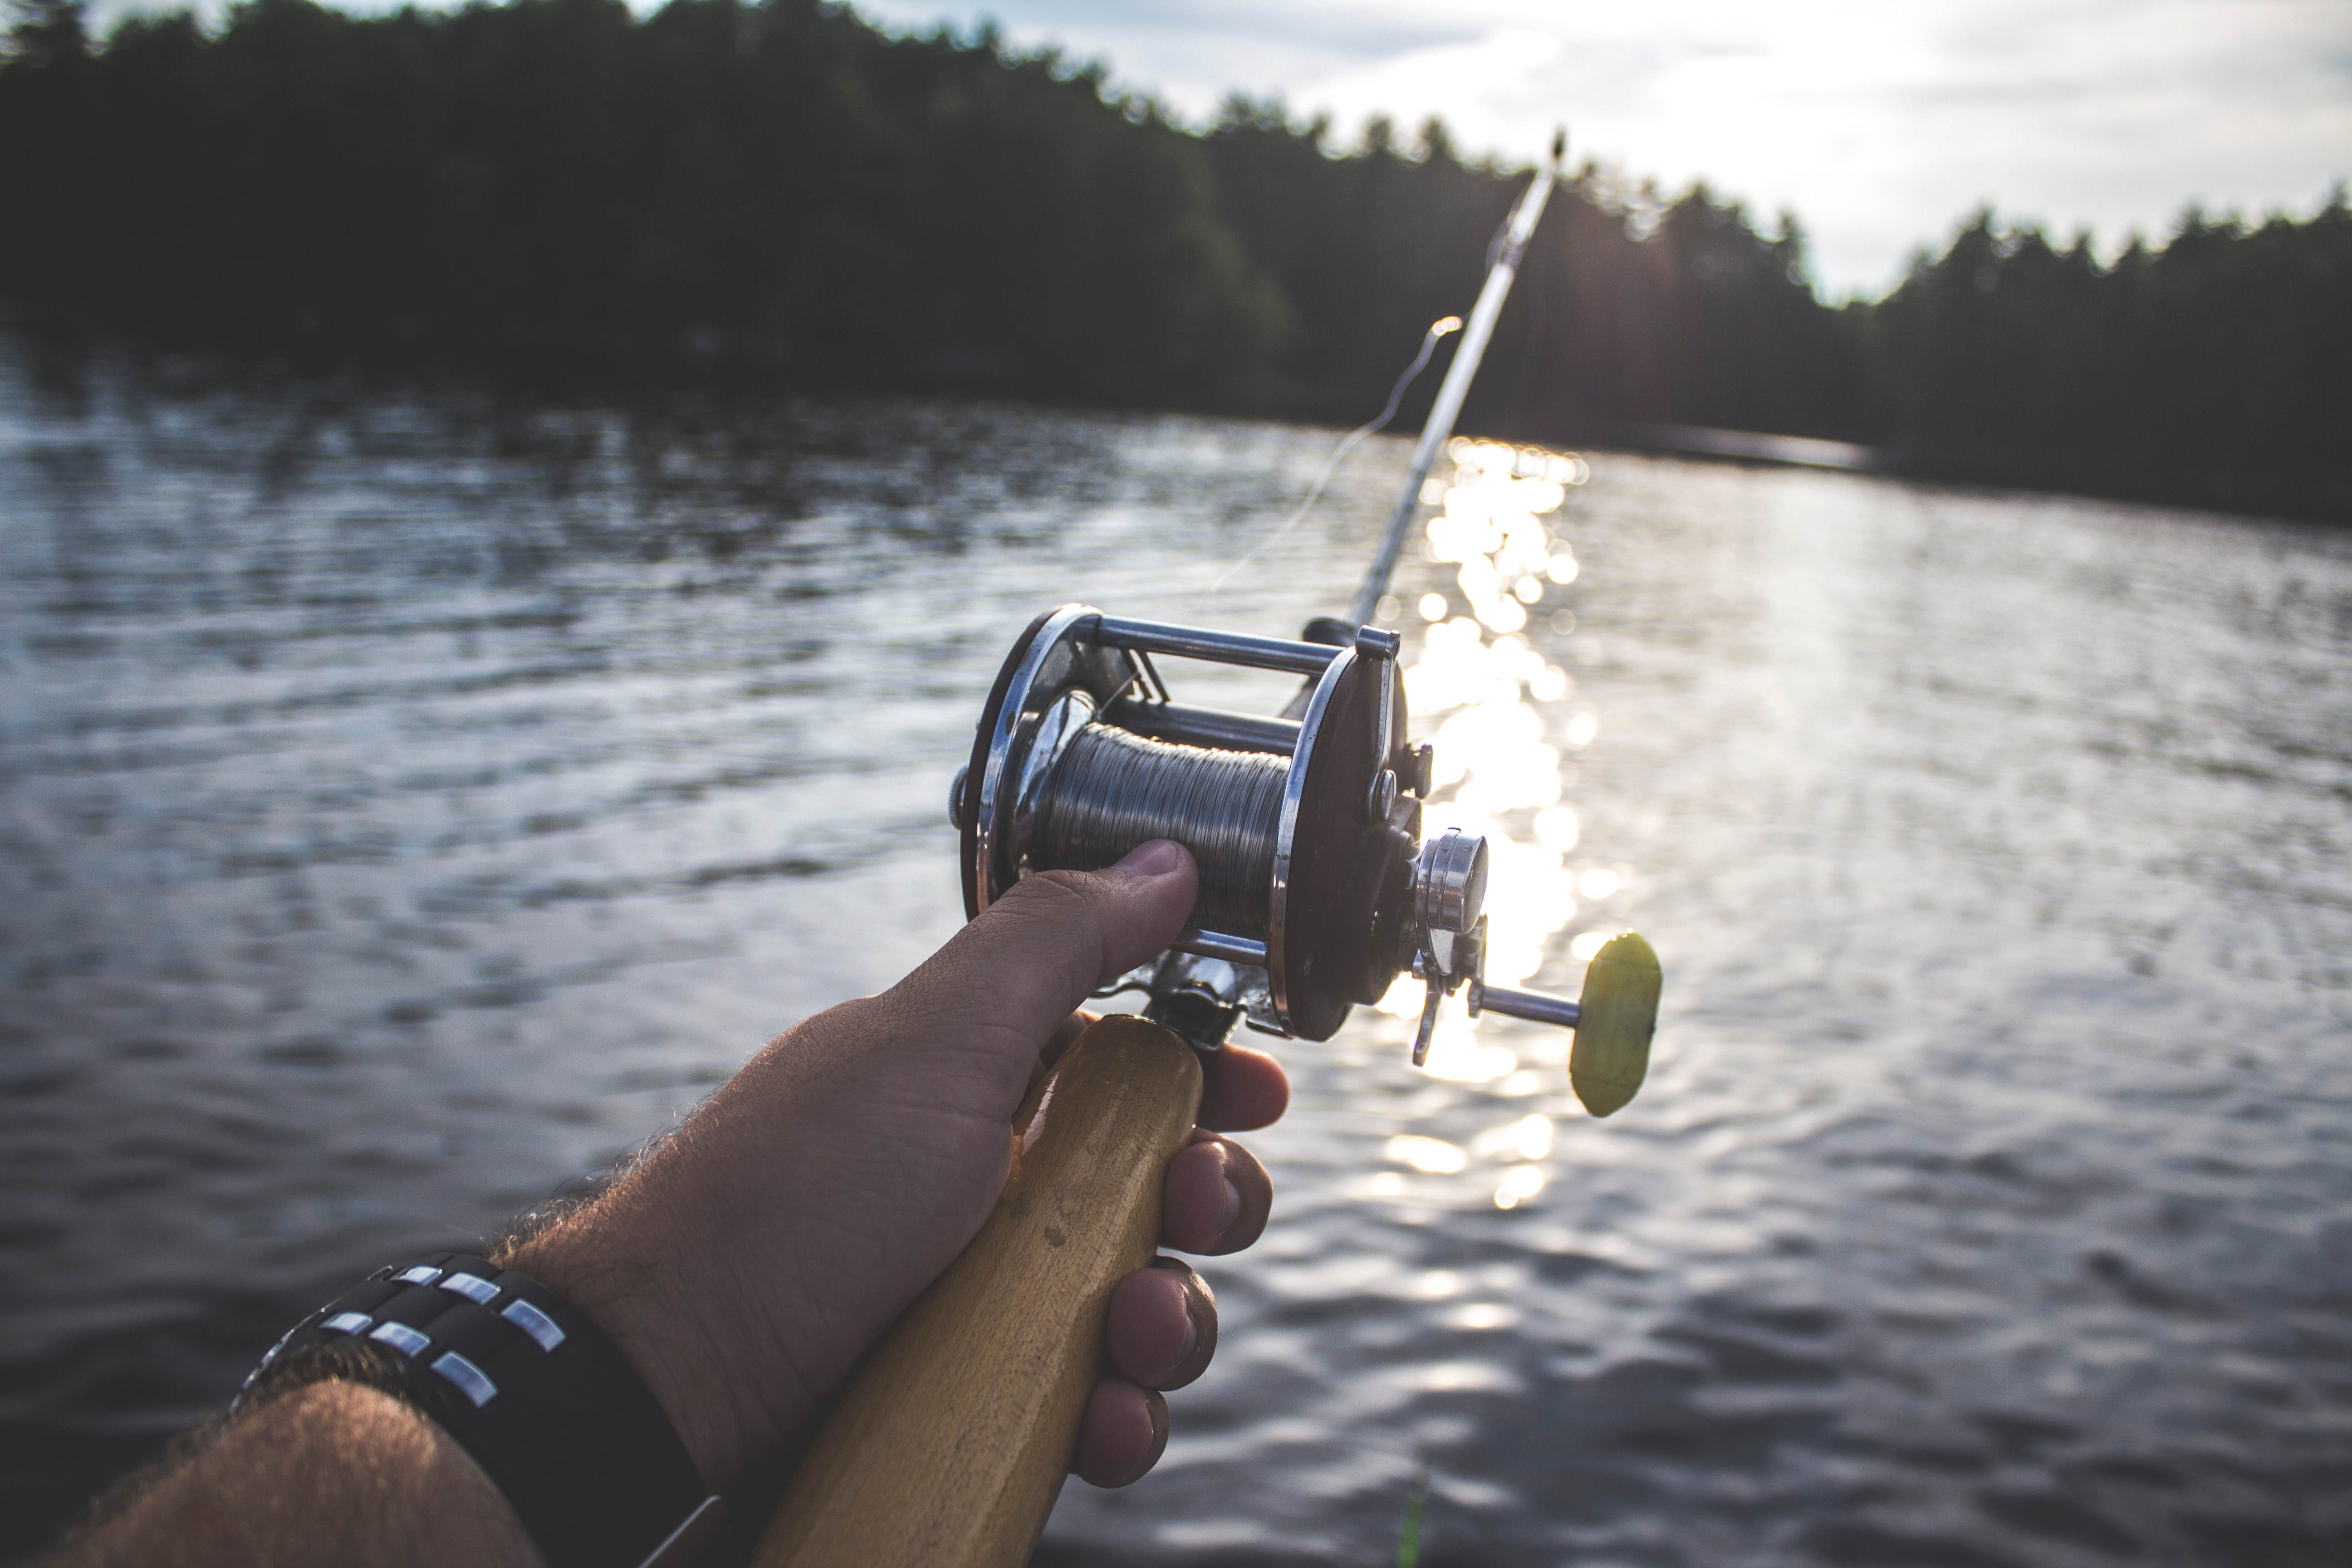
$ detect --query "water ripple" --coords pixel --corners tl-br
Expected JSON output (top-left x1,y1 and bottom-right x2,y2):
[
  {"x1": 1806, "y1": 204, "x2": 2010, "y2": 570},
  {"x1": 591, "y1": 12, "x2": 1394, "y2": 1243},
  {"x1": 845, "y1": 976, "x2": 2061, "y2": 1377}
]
[{"x1": 4, "y1": 347, "x2": 2351, "y2": 1564}]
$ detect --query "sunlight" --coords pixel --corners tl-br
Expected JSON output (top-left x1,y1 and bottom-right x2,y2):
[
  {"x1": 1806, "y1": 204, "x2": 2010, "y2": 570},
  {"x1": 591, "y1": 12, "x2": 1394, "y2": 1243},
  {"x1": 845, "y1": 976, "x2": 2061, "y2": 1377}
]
[
  {"x1": 1385, "y1": 1134, "x2": 1470, "y2": 1174},
  {"x1": 1493, "y1": 1165, "x2": 1547, "y2": 1210},
  {"x1": 1470, "y1": 1113, "x2": 1554, "y2": 1161},
  {"x1": 1374, "y1": 437, "x2": 1634, "y2": 1087}
]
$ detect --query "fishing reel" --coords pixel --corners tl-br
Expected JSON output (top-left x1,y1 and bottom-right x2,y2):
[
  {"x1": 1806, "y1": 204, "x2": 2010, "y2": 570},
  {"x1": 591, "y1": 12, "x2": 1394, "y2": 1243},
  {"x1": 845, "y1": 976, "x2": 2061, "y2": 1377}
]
[{"x1": 949, "y1": 606, "x2": 1659, "y2": 1115}]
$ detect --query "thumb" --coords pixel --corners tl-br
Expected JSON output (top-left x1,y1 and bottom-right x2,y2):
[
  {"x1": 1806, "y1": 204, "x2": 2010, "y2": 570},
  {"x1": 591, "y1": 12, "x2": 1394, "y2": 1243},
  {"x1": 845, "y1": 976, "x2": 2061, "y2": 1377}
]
[{"x1": 881, "y1": 840, "x2": 1198, "y2": 1076}]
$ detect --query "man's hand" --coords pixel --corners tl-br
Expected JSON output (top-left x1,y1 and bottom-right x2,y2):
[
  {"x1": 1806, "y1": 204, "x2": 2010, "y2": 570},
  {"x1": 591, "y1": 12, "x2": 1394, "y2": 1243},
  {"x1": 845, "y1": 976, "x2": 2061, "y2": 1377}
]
[
  {"x1": 54, "y1": 840, "x2": 1284, "y2": 1567},
  {"x1": 506, "y1": 838, "x2": 1288, "y2": 1490}
]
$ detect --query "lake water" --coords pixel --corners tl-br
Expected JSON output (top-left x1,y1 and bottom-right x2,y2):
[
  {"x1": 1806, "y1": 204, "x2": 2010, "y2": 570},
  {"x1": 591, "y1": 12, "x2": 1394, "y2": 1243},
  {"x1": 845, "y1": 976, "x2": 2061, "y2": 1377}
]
[{"x1": 4, "y1": 340, "x2": 2349, "y2": 1566}]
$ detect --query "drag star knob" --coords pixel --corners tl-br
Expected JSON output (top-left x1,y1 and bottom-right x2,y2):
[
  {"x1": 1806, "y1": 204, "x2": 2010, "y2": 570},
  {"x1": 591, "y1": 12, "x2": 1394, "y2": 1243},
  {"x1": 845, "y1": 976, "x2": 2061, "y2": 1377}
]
[{"x1": 1415, "y1": 828, "x2": 1488, "y2": 937}]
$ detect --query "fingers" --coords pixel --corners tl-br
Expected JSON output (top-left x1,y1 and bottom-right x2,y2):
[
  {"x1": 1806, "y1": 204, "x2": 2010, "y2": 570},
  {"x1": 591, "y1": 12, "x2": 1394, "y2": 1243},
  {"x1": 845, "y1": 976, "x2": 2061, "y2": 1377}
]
[
  {"x1": 1196, "y1": 1041, "x2": 1289, "y2": 1132},
  {"x1": 1161, "y1": 1130, "x2": 1271, "y2": 1255},
  {"x1": 1079, "y1": 1259, "x2": 1220, "y2": 1485},
  {"x1": 1078, "y1": 1122, "x2": 1263, "y2": 1490},
  {"x1": 1071, "y1": 1377, "x2": 1168, "y2": 1489},
  {"x1": 882, "y1": 842, "x2": 1197, "y2": 1081},
  {"x1": 1105, "y1": 1258, "x2": 1217, "y2": 1391}
]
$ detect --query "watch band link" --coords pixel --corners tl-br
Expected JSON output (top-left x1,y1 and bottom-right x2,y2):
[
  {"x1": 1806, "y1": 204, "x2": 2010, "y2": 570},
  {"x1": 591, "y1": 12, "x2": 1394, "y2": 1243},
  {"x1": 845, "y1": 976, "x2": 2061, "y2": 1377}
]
[{"x1": 240, "y1": 1251, "x2": 720, "y2": 1568}]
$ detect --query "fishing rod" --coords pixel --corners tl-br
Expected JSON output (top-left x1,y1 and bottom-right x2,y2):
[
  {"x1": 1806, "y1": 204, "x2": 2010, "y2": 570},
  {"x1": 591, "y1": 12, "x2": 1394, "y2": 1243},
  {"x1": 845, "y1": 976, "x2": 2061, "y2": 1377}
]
[
  {"x1": 1351, "y1": 127, "x2": 1566, "y2": 627},
  {"x1": 748, "y1": 132, "x2": 1660, "y2": 1568}
]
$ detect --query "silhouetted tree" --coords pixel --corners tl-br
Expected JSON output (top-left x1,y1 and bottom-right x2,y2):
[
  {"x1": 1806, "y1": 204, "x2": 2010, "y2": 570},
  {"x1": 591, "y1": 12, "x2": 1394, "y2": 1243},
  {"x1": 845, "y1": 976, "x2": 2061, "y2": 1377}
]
[
  {"x1": 1872, "y1": 196, "x2": 2351, "y2": 514},
  {"x1": 0, "y1": 0, "x2": 2342, "y2": 517},
  {"x1": 5, "y1": 0, "x2": 87, "y2": 63}
]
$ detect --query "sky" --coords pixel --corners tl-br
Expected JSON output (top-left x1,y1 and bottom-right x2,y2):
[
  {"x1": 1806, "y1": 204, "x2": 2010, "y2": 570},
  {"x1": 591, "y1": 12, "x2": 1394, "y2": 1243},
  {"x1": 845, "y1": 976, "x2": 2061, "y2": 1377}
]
[{"x1": 853, "y1": 0, "x2": 2352, "y2": 297}]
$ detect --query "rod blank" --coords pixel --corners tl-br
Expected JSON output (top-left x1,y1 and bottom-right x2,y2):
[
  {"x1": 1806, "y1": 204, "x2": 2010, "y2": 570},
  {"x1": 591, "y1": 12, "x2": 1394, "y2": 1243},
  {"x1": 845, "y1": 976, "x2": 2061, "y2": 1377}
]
[{"x1": 1349, "y1": 132, "x2": 1567, "y2": 627}]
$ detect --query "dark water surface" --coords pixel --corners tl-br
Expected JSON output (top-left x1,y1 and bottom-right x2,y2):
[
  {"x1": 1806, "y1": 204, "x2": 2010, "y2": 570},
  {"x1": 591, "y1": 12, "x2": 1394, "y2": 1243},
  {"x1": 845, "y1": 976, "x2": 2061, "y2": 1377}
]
[{"x1": 4, "y1": 344, "x2": 2350, "y2": 1565}]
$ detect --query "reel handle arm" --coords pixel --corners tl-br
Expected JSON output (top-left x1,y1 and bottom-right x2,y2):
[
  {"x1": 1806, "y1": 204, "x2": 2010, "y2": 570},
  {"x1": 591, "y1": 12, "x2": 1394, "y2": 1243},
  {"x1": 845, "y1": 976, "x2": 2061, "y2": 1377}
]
[
  {"x1": 1476, "y1": 931, "x2": 1662, "y2": 1118},
  {"x1": 1473, "y1": 984, "x2": 1579, "y2": 1029}
]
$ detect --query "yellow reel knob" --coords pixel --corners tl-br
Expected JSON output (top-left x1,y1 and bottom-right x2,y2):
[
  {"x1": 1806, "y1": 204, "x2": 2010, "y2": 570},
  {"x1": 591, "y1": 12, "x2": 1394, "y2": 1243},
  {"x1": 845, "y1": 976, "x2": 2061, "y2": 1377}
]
[{"x1": 1568, "y1": 931, "x2": 1660, "y2": 1117}]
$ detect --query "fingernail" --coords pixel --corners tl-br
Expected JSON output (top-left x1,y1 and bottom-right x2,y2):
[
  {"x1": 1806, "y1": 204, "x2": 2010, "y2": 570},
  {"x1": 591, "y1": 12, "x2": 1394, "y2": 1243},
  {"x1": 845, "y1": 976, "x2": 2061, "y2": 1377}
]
[
  {"x1": 1143, "y1": 1389, "x2": 1170, "y2": 1469},
  {"x1": 1213, "y1": 1151, "x2": 1243, "y2": 1240},
  {"x1": 1115, "y1": 839, "x2": 1186, "y2": 877}
]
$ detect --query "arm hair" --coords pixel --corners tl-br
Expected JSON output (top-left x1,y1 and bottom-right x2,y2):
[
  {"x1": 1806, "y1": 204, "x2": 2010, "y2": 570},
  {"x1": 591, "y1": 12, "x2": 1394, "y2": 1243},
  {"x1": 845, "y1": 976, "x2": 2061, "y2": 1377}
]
[{"x1": 47, "y1": 1380, "x2": 540, "y2": 1568}]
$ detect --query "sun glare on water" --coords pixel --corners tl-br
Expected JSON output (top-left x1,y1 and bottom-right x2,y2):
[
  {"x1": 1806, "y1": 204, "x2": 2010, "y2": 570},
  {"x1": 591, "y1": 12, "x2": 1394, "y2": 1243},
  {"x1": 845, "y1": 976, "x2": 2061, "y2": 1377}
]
[{"x1": 1376, "y1": 438, "x2": 1632, "y2": 1097}]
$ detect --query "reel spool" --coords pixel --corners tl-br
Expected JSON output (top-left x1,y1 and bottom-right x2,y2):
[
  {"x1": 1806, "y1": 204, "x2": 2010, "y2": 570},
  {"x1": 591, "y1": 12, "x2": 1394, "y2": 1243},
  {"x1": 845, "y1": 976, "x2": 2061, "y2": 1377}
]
[{"x1": 948, "y1": 605, "x2": 1658, "y2": 1113}]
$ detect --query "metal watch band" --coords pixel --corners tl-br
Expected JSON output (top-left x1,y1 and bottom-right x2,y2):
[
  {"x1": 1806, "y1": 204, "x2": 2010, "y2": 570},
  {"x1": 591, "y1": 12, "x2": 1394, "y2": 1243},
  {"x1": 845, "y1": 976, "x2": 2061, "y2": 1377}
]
[{"x1": 238, "y1": 1251, "x2": 720, "y2": 1568}]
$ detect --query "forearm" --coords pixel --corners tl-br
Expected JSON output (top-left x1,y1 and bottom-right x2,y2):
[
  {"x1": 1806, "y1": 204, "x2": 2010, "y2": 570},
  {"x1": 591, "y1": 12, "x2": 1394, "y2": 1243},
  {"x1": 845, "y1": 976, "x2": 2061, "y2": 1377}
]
[
  {"x1": 50, "y1": 847, "x2": 1264, "y2": 1564},
  {"x1": 54, "y1": 1381, "x2": 539, "y2": 1568}
]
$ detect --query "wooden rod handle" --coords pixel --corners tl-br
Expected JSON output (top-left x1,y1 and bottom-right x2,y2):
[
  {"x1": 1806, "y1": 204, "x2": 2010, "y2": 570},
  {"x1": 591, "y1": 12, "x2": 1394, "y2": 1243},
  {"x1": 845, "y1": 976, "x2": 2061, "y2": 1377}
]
[{"x1": 751, "y1": 1015, "x2": 1205, "y2": 1568}]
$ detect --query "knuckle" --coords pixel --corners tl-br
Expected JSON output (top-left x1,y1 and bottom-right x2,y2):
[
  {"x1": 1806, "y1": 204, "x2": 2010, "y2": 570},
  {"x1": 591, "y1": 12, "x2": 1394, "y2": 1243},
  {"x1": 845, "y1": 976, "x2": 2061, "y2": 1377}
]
[{"x1": 995, "y1": 869, "x2": 1096, "y2": 920}]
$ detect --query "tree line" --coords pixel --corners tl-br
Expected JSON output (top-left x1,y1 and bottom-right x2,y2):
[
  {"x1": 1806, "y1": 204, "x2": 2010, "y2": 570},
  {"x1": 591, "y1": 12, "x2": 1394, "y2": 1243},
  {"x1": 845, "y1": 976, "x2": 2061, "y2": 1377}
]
[{"x1": 3, "y1": 0, "x2": 2344, "y2": 519}]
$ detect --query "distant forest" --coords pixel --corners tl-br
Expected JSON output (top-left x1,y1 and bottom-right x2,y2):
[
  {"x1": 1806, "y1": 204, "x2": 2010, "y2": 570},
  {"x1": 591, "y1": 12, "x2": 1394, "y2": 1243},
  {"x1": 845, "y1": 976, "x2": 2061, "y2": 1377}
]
[{"x1": 3, "y1": 0, "x2": 2347, "y2": 519}]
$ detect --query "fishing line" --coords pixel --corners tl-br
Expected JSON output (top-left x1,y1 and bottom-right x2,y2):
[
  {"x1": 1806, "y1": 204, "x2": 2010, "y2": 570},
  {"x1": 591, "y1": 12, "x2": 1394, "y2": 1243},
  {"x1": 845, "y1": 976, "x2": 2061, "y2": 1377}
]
[
  {"x1": 1211, "y1": 314, "x2": 1463, "y2": 593},
  {"x1": 1032, "y1": 723, "x2": 1288, "y2": 935}
]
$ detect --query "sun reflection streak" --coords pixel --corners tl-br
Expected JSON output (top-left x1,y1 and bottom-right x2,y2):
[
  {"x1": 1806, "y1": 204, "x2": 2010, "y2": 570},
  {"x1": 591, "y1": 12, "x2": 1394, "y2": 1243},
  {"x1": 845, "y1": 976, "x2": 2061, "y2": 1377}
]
[
  {"x1": 1493, "y1": 1166, "x2": 1547, "y2": 1210},
  {"x1": 1470, "y1": 1113, "x2": 1553, "y2": 1161},
  {"x1": 1385, "y1": 1134, "x2": 1469, "y2": 1174},
  {"x1": 1373, "y1": 437, "x2": 1634, "y2": 1095}
]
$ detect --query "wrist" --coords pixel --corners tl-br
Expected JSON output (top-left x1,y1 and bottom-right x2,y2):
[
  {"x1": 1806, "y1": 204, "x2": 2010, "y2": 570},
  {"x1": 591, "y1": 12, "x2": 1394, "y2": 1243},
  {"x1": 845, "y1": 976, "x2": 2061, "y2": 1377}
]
[
  {"x1": 500, "y1": 990, "x2": 1012, "y2": 1490},
  {"x1": 502, "y1": 1189, "x2": 804, "y2": 1487},
  {"x1": 230, "y1": 1250, "x2": 716, "y2": 1568}
]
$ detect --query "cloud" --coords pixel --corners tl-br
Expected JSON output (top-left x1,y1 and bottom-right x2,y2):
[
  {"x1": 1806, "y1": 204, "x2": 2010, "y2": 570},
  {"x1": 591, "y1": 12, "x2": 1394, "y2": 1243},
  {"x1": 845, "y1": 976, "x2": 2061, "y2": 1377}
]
[
  {"x1": 877, "y1": 0, "x2": 1477, "y2": 62},
  {"x1": 856, "y1": 0, "x2": 2352, "y2": 295}
]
